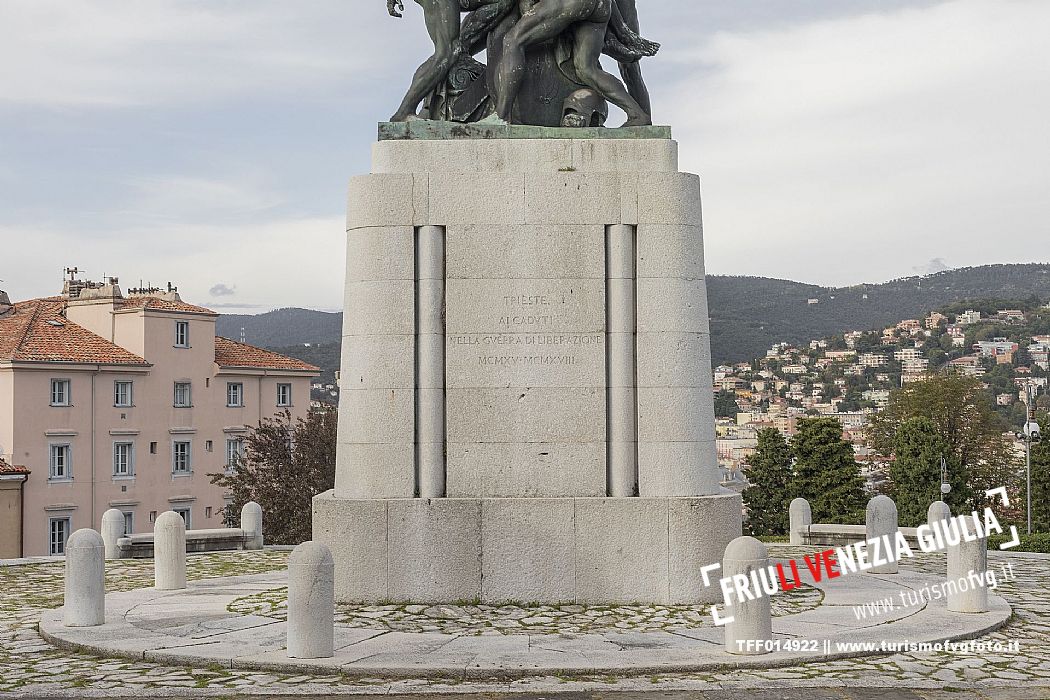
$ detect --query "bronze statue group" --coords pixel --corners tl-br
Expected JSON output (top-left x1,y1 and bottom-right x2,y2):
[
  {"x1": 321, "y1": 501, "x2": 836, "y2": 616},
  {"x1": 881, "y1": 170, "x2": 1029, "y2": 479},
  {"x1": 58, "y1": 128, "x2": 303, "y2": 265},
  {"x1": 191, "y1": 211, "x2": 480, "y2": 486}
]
[{"x1": 387, "y1": 0, "x2": 657, "y2": 127}]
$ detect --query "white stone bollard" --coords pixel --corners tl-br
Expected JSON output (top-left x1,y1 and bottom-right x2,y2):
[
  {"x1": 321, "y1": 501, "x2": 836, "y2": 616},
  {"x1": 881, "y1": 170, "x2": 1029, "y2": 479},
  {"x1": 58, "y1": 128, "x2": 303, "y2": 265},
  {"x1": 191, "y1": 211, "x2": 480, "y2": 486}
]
[
  {"x1": 723, "y1": 536, "x2": 773, "y2": 655},
  {"x1": 100, "y1": 509, "x2": 126, "y2": 560},
  {"x1": 947, "y1": 535, "x2": 989, "y2": 613},
  {"x1": 866, "y1": 495, "x2": 898, "y2": 574},
  {"x1": 240, "y1": 501, "x2": 264, "y2": 550},
  {"x1": 154, "y1": 511, "x2": 187, "y2": 590},
  {"x1": 788, "y1": 497, "x2": 811, "y2": 545},
  {"x1": 64, "y1": 529, "x2": 105, "y2": 627},
  {"x1": 287, "y1": 541, "x2": 335, "y2": 659},
  {"x1": 927, "y1": 500, "x2": 951, "y2": 528}
]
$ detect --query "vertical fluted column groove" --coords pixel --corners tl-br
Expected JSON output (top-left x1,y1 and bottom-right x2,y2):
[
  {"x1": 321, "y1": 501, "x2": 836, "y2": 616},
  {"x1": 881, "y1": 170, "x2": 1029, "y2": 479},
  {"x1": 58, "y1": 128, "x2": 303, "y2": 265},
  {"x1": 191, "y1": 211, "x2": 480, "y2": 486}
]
[
  {"x1": 416, "y1": 225, "x2": 447, "y2": 498},
  {"x1": 606, "y1": 224, "x2": 638, "y2": 497}
]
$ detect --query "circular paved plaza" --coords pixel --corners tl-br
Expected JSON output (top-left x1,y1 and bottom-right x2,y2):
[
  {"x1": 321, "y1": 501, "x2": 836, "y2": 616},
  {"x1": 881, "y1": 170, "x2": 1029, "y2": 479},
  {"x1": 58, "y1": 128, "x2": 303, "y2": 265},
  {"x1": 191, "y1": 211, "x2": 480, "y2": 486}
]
[{"x1": 2, "y1": 545, "x2": 1048, "y2": 696}]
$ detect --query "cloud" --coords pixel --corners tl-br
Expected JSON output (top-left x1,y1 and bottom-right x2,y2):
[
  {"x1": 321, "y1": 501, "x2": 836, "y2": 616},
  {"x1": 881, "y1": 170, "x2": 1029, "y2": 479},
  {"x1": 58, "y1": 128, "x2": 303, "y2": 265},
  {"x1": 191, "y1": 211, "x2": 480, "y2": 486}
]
[
  {"x1": 128, "y1": 175, "x2": 285, "y2": 225},
  {"x1": 0, "y1": 216, "x2": 344, "y2": 311},
  {"x1": 0, "y1": 0, "x2": 412, "y2": 107},
  {"x1": 664, "y1": 0, "x2": 1050, "y2": 286},
  {"x1": 209, "y1": 283, "x2": 237, "y2": 297},
  {"x1": 206, "y1": 302, "x2": 269, "y2": 310},
  {"x1": 4, "y1": 0, "x2": 1048, "y2": 312}
]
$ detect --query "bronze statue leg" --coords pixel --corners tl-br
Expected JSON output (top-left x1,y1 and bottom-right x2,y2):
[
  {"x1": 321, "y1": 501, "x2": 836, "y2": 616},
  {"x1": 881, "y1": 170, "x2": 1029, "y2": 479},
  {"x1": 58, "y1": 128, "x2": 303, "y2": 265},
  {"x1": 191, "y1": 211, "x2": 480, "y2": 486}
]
[
  {"x1": 572, "y1": 20, "x2": 651, "y2": 126},
  {"x1": 391, "y1": 0, "x2": 462, "y2": 122},
  {"x1": 495, "y1": 0, "x2": 599, "y2": 122},
  {"x1": 460, "y1": 0, "x2": 516, "y2": 57},
  {"x1": 615, "y1": 0, "x2": 651, "y2": 116}
]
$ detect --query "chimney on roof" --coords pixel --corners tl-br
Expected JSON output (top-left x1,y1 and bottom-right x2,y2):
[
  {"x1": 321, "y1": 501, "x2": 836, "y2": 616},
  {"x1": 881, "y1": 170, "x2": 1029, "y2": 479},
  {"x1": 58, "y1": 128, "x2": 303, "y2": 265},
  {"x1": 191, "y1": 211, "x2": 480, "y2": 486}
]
[
  {"x1": 0, "y1": 289, "x2": 11, "y2": 317},
  {"x1": 65, "y1": 276, "x2": 124, "y2": 341},
  {"x1": 66, "y1": 277, "x2": 123, "y2": 303}
]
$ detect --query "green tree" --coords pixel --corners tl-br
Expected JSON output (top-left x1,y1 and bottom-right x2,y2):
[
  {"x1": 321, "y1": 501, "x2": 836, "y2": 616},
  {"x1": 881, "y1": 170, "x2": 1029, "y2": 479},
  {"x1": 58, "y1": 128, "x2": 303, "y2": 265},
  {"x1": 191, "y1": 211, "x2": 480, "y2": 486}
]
[
  {"x1": 889, "y1": 417, "x2": 970, "y2": 526},
  {"x1": 714, "y1": 390, "x2": 739, "y2": 419},
  {"x1": 209, "y1": 407, "x2": 337, "y2": 544},
  {"x1": 927, "y1": 348, "x2": 948, "y2": 368},
  {"x1": 791, "y1": 417, "x2": 867, "y2": 523},
  {"x1": 742, "y1": 428, "x2": 794, "y2": 536},
  {"x1": 869, "y1": 374, "x2": 1019, "y2": 510}
]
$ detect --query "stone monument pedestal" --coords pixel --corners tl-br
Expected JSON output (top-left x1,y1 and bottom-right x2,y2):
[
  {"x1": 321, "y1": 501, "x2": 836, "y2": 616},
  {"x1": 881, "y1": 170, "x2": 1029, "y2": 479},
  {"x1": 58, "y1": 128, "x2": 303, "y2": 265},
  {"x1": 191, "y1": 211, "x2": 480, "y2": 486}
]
[{"x1": 314, "y1": 123, "x2": 741, "y2": 605}]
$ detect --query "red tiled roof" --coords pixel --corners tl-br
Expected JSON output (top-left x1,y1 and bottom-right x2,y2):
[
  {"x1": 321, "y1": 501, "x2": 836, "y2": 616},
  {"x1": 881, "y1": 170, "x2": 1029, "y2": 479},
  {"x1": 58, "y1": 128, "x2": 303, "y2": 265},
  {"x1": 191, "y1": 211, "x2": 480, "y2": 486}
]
[
  {"x1": 119, "y1": 296, "x2": 217, "y2": 315},
  {"x1": 1, "y1": 295, "x2": 312, "y2": 372},
  {"x1": 0, "y1": 458, "x2": 29, "y2": 476},
  {"x1": 0, "y1": 299, "x2": 149, "y2": 366},
  {"x1": 214, "y1": 337, "x2": 320, "y2": 372}
]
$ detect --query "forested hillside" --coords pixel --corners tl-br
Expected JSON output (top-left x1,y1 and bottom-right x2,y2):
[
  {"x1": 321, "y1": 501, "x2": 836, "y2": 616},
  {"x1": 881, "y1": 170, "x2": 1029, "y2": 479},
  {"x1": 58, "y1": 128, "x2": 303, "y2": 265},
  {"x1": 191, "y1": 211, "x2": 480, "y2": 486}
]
[
  {"x1": 708, "y1": 264, "x2": 1050, "y2": 363},
  {"x1": 216, "y1": 307, "x2": 342, "y2": 347}
]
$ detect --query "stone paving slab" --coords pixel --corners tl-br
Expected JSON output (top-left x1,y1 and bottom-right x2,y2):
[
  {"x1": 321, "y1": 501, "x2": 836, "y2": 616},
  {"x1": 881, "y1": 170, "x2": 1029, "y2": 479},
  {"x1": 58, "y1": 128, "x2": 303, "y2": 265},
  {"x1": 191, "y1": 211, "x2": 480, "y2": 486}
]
[{"x1": 38, "y1": 560, "x2": 1011, "y2": 680}]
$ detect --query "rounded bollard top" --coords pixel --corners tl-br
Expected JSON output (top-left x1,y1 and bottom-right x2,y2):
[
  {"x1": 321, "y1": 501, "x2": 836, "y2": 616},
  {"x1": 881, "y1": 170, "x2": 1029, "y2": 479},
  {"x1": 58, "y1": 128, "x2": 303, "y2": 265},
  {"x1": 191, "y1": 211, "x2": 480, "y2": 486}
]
[
  {"x1": 102, "y1": 508, "x2": 124, "y2": 524},
  {"x1": 155, "y1": 511, "x2": 186, "y2": 532},
  {"x1": 67, "y1": 528, "x2": 104, "y2": 551},
  {"x1": 867, "y1": 494, "x2": 897, "y2": 515},
  {"x1": 789, "y1": 497, "x2": 811, "y2": 514},
  {"x1": 724, "y1": 535, "x2": 768, "y2": 562},
  {"x1": 241, "y1": 501, "x2": 262, "y2": 517},
  {"x1": 288, "y1": 541, "x2": 334, "y2": 567},
  {"x1": 927, "y1": 500, "x2": 951, "y2": 520}
]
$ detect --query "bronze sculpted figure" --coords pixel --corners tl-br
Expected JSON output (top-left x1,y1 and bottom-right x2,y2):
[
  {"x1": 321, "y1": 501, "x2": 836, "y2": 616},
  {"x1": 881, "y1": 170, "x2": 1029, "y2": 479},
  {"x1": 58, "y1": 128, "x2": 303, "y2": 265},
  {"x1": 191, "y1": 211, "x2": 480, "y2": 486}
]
[
  {"x1": 616, "y1": 0, "x2": 651, "y2": 117},
  {"x1": 386, "y1": 0, "x2": 658, "y2": 127},
  {"x1": 493, "y1": 0, "x2": 652, "y2": 126},
  {"x1": 387, "y1": 0, "x2": 516, "y2": 122}
]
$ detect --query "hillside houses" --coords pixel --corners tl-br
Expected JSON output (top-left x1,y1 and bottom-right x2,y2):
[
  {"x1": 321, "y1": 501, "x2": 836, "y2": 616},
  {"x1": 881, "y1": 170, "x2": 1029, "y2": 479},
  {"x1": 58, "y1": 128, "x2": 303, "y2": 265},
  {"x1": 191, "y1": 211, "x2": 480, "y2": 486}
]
[{"x1": 714, "y1": 301, "x2": 1049, "y2": 489}]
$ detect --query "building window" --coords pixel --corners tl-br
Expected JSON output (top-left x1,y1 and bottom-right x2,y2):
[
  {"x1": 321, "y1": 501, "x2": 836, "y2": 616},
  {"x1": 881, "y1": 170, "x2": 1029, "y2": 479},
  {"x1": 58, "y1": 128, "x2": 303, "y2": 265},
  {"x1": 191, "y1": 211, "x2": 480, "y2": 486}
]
[
  {"x1": 150, "y1": 441, "x2": 157, "y2": 454},
  {"x1": 113, "y1": 442, "x2": 134, "y2": 477},
  {"x1": 114, "y1": 380, "x2": 133, "y2": 407},
  {"x1": 50, "y1": 379, "x2": 71, "y2": 406},
  {"x1": 205, "y1": 506, "x2": 213, "y2": 519},
  {"x1": 174, "y1": 321, "x2": 190, "y2": 348},
  {"x1": 226, "y1": 382, "x2": 243, "y2": 407},
  {"x1": 225, "y1": 438, "x2": 244, "y2": 471},
  {"x1": 173, "y1": 381, "x2": 192, "y2": 407},
  {"x1": 122, "y1": 511, "x2": 134, "y2": 535},
  {"x1": 173, "y1": 507, "x2": 192, "y2": 528},
  {"x1": 49, "y1": 444, "x2": 71, "y2": 480},
  {"x1": 277, "y1": 383, "x2": 292, "y2": 407},
  {"x1": 172, "y1": 441, "x2": 192, "y2": 475},
  {"x1": 49, "y1": 517, "x2": 71, "y2": 555}
]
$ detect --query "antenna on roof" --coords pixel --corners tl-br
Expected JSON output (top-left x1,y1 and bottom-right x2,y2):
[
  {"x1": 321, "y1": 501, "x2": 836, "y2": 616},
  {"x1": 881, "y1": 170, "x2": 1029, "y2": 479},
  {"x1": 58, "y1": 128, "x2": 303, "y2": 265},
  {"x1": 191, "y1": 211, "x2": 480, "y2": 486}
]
[{"x1": 64, "y1": 267, "x2": 80, "y2": 281}]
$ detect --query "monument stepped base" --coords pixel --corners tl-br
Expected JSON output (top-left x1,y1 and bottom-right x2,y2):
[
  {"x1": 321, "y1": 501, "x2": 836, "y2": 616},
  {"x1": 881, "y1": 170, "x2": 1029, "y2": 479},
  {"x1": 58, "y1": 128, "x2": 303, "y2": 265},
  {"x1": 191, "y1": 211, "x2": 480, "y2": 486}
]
[
  {"x1": 314, "y1": 490, "x2": 741, "y2": 605},
  {"x1": 323, "y1": 128, "x2": 740, "y2": 606}
]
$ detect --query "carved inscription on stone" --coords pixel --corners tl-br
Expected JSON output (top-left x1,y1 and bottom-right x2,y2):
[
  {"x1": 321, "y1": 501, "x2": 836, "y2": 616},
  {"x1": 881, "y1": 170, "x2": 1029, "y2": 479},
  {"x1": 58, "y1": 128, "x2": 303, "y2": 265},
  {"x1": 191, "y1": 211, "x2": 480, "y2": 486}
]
[{"x1": 445, "y1": 285, "x2": 605, "y2": 387}]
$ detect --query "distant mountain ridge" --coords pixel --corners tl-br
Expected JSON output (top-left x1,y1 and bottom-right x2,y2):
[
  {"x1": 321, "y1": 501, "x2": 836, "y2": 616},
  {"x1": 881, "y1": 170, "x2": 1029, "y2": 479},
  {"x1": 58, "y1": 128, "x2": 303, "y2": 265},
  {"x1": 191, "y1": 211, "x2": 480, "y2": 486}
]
[
  {"x1": 216, "y1": 307, "x2": 343, "y2": 348},
  {"x1": 215, "y1": 263, "x2": 1050, "y2": 367}
]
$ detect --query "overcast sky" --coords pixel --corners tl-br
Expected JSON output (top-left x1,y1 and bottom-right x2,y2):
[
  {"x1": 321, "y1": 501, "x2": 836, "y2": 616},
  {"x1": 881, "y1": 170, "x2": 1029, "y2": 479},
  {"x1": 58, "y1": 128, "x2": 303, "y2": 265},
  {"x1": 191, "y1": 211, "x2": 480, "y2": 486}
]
[{"x1": 2, "y1": 0, "x2": 1048, "y2": 313}]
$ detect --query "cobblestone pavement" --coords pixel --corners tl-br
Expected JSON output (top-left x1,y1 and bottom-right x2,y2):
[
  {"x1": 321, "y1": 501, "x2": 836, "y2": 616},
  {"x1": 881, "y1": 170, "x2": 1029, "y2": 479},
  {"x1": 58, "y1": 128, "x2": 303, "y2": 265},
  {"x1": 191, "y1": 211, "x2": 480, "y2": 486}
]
[
  {"x1": 1, "y1": 546, "x2": 1048, "y2": 695},
  {"x1": 227, "y1": 585, "x2": 822, "y2": 636}
]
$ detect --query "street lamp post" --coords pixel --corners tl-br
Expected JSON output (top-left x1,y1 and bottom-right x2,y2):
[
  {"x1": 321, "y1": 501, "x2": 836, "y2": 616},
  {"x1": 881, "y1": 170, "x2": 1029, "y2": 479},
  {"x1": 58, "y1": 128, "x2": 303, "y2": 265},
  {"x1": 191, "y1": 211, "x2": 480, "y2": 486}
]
[
  {"x1": 1022, "y1": 383, "x2": 1042, "y2": 536},
  {"x1": 1027, "y1": 419, "x2": 1033, "y2": 536}
]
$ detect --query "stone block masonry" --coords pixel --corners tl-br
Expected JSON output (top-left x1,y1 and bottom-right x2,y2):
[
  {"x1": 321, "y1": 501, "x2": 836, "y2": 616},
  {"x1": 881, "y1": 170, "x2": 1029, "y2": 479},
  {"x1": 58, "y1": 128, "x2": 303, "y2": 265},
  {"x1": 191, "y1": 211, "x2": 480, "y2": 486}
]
[
  {"x1": 318, "y1": 128, "x2": 741, "y2": 604},
  {"x1": 314, "y1": 491, "x2": 741, "y2": 605}
]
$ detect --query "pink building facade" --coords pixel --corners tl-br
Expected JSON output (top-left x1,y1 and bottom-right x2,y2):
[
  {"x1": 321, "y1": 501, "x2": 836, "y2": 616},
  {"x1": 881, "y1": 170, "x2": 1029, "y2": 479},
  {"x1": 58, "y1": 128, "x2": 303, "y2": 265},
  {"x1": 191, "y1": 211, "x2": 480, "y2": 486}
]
[{"x1": 0, "y1": 280, "x2": 318, "y2": 557}]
